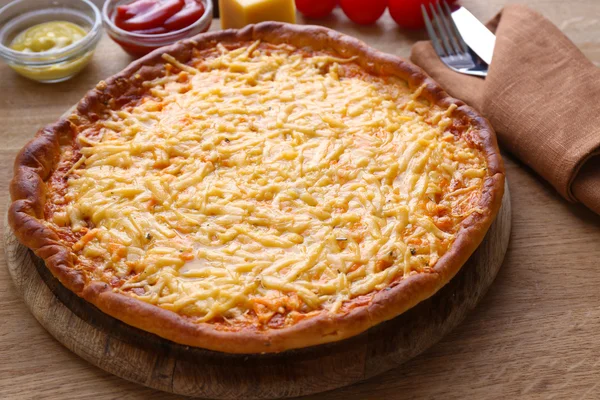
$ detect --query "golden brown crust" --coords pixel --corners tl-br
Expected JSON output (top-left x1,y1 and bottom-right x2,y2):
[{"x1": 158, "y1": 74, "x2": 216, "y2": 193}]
[{"x1": 9, "y1": 22, "x2": 504, "y2": 354}]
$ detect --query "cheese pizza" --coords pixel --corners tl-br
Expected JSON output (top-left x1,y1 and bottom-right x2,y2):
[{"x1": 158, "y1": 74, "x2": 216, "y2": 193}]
[{"x1": 9, "y1": 23, "x2": 504, "y2": 353}]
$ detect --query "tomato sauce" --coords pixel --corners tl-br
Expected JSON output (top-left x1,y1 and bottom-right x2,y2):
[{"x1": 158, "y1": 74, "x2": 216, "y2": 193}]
[
  {"x1": 109, "y1": 0, "x2": 207, "y2": 56},
  {"x1": 114, "y1": 0, "x2": 205, "y2": 34}
]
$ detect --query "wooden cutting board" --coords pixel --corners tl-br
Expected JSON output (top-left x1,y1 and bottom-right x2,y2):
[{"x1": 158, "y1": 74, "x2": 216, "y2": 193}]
[{"x1": 3, "y1": 184, "x2": 510, "y2": 399}]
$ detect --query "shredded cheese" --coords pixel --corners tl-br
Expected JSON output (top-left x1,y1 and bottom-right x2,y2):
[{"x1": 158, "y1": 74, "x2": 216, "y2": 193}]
[{"x1": 54, "y1": 41, "x2": 487, "y2": 328}]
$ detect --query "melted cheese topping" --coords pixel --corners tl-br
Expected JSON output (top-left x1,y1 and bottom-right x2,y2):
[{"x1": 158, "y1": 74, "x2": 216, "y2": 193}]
[{"x1": 51, "y1": 42, "x2": 487, "y2": 328}]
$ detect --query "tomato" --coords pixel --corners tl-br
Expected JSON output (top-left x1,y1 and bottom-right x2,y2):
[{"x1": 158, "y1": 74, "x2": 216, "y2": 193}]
[
  {"x1": 340, "y1": 0, "x2": 387, "y2": 25},
  {"x1": 389, "y1": 0, "x2": 457, "y2": 30},
  {"x1": 295, "y1": 0, "x2": 337, "y2": 18},
  {"x1": 115, "y1": 0, "x2": 184, "y2": 31},
  {"x1": 164, "y1": 0, "x2": 205, "y2": 31}
]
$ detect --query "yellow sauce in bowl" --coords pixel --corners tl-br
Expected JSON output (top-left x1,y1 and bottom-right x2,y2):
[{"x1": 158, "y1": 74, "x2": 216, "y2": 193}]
[
  {"x1": 8, "y1": 21, "x2": 94, "y2": 82},
  {"x1": 10, "y1": 21, "x2": 86, "y2": 52}
]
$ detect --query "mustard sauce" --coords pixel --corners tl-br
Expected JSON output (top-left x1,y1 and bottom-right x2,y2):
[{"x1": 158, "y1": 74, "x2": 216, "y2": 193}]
[
  {"x1": 8, "y1": 21, "x2": 93, "y2": 82},
  {"x1": 10, "y1": 21, "x2": 86, "y2": 52}
]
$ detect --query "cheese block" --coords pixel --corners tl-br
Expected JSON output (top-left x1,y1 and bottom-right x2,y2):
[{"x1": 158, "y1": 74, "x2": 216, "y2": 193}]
[{"x1": 219, "y1": 0, "x2": 296, "y2": 29}]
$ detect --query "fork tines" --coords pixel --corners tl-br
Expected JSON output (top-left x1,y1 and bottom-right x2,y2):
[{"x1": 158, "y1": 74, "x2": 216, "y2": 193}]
[
  {"x1": 421, "y1": 1, "x2": 487, "y2": 76},
  {"x1": 423, "y1": 1, "x2": 469, "y2": 58}
]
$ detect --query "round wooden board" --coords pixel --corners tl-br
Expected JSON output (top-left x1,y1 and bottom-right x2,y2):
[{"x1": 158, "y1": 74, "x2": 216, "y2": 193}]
[{"x1": 4, "y1": 183, "x2": 510, "y2": 399}]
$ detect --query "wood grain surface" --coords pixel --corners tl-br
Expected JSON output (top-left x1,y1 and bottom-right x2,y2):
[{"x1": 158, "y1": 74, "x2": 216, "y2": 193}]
[
  {"x1": 2, "y1": 183, "x2": 510, "y2": 399},
  {"x1": 1, "y1": 0, "x2": 599, "y2": 399}
]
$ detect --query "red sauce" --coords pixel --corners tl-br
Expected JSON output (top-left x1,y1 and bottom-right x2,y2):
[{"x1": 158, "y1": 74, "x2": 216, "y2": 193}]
[
  {"x1": 110, "y1": 0, "x2": 207, "y2": 56},
  {"x1": 114, "y1": 0, "x2": 205, "y2": 34}
]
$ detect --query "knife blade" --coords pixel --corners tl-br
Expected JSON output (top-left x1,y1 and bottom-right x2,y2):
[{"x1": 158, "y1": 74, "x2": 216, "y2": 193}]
[{"x1": 451, "y1": 7, "x2": 496, "y2": 65}]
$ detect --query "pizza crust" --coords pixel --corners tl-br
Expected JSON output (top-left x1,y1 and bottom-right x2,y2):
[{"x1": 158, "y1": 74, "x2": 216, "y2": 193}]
[{"x1": 9, "y1": 22, "x2": 504, "y2": 354}]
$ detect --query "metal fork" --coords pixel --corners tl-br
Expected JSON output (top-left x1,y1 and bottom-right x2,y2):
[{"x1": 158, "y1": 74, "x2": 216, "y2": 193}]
[{"x1": 421, "y1": 1, "x2": 488, "y2": 77}]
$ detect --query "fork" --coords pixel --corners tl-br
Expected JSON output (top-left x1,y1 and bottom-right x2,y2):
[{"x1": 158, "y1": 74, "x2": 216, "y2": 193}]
[{"x1": 421, "y1": 1, "x2": 488, "y2": 77}]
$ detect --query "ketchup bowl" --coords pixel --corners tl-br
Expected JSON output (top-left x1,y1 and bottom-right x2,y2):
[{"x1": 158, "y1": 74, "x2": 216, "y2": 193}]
[{"x1": 102, "y1": 0, "x2": 212, "y2": 57}]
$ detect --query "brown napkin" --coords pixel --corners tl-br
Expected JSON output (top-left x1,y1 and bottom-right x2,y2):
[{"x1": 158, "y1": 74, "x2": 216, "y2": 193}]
[{"x1": 410, "y1": 4, "x2": 600, "y2": 215}]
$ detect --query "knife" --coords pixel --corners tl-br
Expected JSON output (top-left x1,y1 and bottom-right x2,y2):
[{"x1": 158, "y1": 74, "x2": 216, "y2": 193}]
[{"x1": 451, "y1": 7, "x2": 496, "y2": 65}]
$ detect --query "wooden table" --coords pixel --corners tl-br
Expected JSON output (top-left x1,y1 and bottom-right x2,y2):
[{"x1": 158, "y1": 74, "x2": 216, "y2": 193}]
[{"x1": 1, "y1": 1, "x2": 599, "y2": 398}]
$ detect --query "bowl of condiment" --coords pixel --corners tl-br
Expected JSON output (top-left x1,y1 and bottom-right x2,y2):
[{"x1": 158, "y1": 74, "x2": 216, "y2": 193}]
[
  {"x1": 0, "y1": 0, "x2": 102, "y2": 83},
  {"x1": 102, "y1": 0, "x2": 213, "y2": 57}
]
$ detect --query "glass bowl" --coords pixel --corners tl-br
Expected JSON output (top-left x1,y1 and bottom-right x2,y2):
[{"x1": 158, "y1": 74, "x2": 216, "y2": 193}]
[
  {"x1": 102, "y1": 0, "x2": 213, "y2": 57},
  {"x1": 0, "y1": 0, "x2": 102, "y2": 83}
]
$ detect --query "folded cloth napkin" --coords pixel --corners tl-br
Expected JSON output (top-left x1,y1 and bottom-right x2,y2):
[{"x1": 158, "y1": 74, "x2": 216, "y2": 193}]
[{"x1": 410, "y1": 4, "x2": 600, "y2": 215}]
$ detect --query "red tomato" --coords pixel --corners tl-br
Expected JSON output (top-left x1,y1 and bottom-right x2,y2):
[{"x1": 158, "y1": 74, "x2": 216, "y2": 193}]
[
  {"x1": 389, "y1": 0, "x2": 457, "y2": 30},
  {"x1": 115, "y1": 0, "x2": 184, "y2": 31},
  {"x1": 295, "y1": 0, "x2": 337, "y2": 18},
  {"x1": 164, "y1": 0, "x2": 205, "y2": 31},
  {"x1": 340, "y1": 0, "x2": 387, "y2": 25}
]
